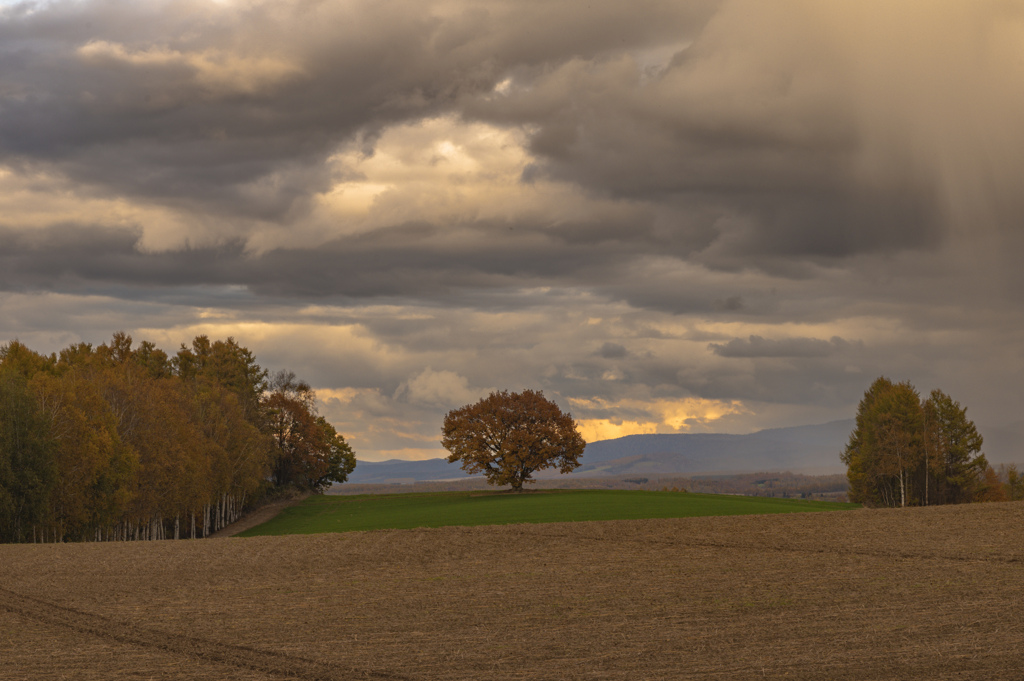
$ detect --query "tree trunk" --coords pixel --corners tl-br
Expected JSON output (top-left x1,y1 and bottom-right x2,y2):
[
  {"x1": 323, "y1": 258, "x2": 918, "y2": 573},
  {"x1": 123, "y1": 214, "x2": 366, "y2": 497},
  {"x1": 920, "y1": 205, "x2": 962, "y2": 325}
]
[{"x1": 924, "y1": 429, "x2": 929, "y2": 506}]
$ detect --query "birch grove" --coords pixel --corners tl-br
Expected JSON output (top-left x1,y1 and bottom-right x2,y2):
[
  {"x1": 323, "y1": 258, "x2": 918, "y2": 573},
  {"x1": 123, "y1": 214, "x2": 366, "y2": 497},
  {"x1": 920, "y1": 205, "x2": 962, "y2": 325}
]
[
  {"x1": 0, "y1": 333, "x2": 356, "y2": 543},
  {"x1": 841, "y1": 377, "x2": 995, "y2": 507}
]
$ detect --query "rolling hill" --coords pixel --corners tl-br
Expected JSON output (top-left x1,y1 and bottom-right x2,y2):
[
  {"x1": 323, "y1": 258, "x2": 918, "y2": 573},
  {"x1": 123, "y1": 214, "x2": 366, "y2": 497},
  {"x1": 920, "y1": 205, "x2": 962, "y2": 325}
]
[{"x1": 347, "y1": 419, "x2": 855, "y2": 484}]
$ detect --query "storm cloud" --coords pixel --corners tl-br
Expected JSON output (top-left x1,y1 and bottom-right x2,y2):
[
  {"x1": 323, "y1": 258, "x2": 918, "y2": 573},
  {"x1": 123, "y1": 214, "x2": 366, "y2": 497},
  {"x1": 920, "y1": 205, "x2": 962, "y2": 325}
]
[
  {"x1": 709, "y1": 335, "x2": 856, "y2": 359},
  {"x1": 2, "y1": 0, "x2": 1023, "y2": 461}
]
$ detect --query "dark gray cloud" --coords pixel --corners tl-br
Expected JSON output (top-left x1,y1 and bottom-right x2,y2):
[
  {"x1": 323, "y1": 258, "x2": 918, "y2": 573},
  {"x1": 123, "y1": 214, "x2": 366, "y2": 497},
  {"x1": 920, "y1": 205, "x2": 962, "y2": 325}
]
[
  {"x1": 0, "y1": 224, "x2": 243, "y2": 291},
  {"x1": 709, "y1": 335, "x2": 856, "y2": 359},
  {"x1": 2, "y1": 0, "x2": 1019, "y2": 273},
  {"x1": 0, "y1": 0, "x2": 718, "y2": 220},
  {"x1": 470, "y1": 81, "x2": 946, "y2": 268},
  {"x1": 598, "y1": 342, "x2": 627, "y2": 359},
  {"x1": 0, "y1": 219, "x2": 630, "y2": 298}
]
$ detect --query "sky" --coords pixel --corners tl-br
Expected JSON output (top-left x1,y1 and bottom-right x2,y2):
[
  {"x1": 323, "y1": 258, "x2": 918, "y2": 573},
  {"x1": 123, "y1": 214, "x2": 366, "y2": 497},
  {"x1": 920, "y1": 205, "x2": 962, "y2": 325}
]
[{"x1": 2, "y1": 0, "x2": 1023, "y2": 462}]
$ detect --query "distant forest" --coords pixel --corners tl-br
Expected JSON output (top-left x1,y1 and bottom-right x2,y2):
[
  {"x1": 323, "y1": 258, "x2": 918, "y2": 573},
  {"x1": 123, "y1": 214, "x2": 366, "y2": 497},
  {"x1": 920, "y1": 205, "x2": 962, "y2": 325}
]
[
  {"x1": 0, "y1": 333, "x2": 355, "y2": 543},
  {"x1": 334, "y1": 472, "x2": 853, "y2": 502}
]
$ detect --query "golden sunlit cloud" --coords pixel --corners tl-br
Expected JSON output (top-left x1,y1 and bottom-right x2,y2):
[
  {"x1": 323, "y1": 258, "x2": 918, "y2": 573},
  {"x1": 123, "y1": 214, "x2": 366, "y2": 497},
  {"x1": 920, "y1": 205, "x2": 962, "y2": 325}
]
[
  {"x1": 575, "y1": 419, "x2": 659, "y2": 443},
  {"x1": 571, "y1": 396, "x2": 751, "y2": 443},
  {"x1": 267, "y1": 114, "x2": 652, "y2": 251},
  {"x1": 0, "y1": 164, "x2": 248, "y2": 251},
  {"x1": 316, "y1": 117, "x2": 536, "y2": 229},
  {"x1": 76, "y1": 41, "x2": 303, "y2": 94}
]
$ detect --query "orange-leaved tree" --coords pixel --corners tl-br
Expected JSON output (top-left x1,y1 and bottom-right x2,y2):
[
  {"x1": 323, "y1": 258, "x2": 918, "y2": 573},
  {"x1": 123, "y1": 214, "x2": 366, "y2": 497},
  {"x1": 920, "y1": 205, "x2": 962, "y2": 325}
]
[
  {"x1": 441, "y1": 389, "x2": 585, "y2": 492},
  {"x1": 265, "y1": 371, "x2": 356, "y2": 492}
]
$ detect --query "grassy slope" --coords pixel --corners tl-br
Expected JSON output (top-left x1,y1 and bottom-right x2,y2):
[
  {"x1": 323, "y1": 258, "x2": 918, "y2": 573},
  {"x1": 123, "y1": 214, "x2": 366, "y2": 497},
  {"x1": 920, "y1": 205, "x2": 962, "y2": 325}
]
[{"x1": 237, "y1": 489, "x2": 858, "y2": 536}]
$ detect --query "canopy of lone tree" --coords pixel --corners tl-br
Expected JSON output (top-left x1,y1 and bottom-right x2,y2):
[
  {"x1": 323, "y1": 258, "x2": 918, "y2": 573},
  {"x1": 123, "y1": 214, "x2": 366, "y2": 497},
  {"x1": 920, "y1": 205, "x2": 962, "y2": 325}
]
[{"x1": 441, "y1": 389, "x2": 585, "y2": 491}]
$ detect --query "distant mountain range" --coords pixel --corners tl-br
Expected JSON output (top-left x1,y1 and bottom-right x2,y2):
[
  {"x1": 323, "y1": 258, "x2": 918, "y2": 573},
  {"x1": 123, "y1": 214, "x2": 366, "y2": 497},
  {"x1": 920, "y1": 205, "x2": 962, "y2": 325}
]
[
  {"x1": 348, "y1": 420, "x2": 857, "y2": 484},
  {"x1": 562, "y1": 419, "x2": 854, "y2": 478},
  {"x1": 346, "y1": 418, "x2": 1024, "y2": 485}
]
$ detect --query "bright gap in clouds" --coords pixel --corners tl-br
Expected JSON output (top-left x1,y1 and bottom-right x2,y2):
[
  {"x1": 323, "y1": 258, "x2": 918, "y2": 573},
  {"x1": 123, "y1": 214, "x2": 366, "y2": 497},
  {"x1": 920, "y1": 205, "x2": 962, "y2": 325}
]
[
  {"x1": 572, "y1": 396, "x2": 750, "y2": 443},
  {"x1": 241, "y1": 116, "x2": 542, "y2": 252}
]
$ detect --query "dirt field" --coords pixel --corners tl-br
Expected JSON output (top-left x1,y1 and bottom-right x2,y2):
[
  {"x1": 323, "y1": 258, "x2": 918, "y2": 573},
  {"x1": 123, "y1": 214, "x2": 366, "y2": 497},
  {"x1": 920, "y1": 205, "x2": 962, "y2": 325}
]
[{"x1": 2, "y1": 502, "x2": 1022, "y2": 680}]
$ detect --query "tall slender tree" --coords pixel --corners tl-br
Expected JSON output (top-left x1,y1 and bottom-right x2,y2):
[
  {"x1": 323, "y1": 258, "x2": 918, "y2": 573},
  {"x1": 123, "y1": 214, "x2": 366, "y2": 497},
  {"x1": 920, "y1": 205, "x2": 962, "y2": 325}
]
[
  {"x1": 843, "y1": 378, "x2": 987, "y2": 508},
  {"x1": 265, "y1": 371, "x2": 355, "y2": 491},
  {"x1": 923, "y1": 389, "x2": 986, "y2": 504},
  {"x1": 32, "y1": 367, "x2": 135, "y2": 540},
  {"x1": 0, "y1": 363, "x2": 57, "y2": 542},
  {"x1": 842, "y1": 377, "x2": 898, "y2": 506}
]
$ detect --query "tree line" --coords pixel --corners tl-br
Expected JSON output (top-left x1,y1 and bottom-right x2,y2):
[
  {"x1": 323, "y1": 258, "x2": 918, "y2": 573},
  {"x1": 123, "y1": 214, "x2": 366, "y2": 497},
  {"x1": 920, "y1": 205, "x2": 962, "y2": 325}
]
[
  {"x1": 0, "y1": 333, "x2": 355, "y2": 543},
  {"x1": 842, "y1": 377, "x2": 1020, "y2": 507}
]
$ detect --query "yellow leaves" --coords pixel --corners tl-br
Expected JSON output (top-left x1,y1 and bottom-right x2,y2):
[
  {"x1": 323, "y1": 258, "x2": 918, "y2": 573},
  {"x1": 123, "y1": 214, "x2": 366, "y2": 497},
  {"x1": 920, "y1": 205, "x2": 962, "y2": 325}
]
[{"x1": 28, "y1": 366, "x2": 136, "y2": 531}]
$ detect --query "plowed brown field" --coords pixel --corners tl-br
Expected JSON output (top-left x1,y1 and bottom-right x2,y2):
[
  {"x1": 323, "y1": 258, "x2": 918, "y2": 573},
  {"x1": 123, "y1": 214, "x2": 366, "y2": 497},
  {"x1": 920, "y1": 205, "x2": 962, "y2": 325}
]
[{"x1": 2, "y1": 502, "x2": 1023, "y2": 680}]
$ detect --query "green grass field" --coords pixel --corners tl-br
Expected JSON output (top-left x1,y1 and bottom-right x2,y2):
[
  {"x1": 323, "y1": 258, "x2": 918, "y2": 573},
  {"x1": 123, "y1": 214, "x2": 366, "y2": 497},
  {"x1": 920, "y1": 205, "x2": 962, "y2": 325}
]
[{"x1": 237, "y1": 490, "x2": 858, "y2": 536}]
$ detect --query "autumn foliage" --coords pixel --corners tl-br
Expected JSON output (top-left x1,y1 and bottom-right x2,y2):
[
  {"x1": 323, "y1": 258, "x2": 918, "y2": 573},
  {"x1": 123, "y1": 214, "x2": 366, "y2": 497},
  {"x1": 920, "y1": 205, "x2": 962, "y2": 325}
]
[
  {"x1": 842, "y1": 377, "x2": 1001, "y2": 507},
  {"x1": 441, "y1": 389, "x2": 585, "y2": 491},
  {"x1": 265, "y1": 371, "x2": 355, "y2": 493},
  {"x1": 0, "y1": 333, "x2": 355, "y2": 543}
]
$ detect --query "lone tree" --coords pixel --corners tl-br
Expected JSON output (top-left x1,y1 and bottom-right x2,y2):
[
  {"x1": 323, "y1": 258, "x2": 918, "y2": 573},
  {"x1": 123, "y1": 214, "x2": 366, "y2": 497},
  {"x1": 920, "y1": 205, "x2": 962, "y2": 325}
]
[{"x1": 441, "y1": 389, "x2": 585, "y2": 491}]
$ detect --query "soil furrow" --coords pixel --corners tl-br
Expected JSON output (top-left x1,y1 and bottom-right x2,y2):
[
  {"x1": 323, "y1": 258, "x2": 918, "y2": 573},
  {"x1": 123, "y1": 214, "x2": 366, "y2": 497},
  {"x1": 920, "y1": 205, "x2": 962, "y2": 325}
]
[
  {"x1": 0, "y1": 586, "x2": 413, "y2": 681},
  {"x1": 524, "y1": 528, "x2": 1022, "y2": 564},
  {"x1": 3, "y1": 502, "x2": 1023, "y2": 679}
]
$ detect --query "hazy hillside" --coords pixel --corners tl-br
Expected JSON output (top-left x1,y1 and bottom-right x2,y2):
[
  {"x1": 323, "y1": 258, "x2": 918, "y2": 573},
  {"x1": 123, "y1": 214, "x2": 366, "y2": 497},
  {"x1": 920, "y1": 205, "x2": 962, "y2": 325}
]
[
  {"x1": 979, "y1": 420, "x2": 1024, "y2": 465},
  {"x1": 349, "y1": 420, "x2": 855, "y2": 484},
  {"x1": 549, "y1": 419, "x2": 853, "y2": 478},
  {"x1": 347, "y1": 418, "x2": 1022, "y2": 485},
  {"x1": 346, "y1": 457, "x2": 469, "y2": 485}
]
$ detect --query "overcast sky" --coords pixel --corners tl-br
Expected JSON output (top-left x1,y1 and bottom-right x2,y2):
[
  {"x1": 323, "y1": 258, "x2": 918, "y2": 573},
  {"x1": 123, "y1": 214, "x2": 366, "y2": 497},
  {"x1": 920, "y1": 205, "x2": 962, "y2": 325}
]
[{"x1": 2, "y1": 0, "x2": 1023, "y2": 461}]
